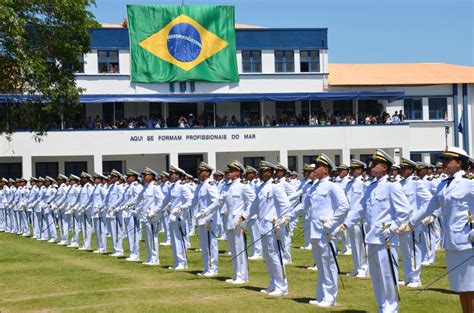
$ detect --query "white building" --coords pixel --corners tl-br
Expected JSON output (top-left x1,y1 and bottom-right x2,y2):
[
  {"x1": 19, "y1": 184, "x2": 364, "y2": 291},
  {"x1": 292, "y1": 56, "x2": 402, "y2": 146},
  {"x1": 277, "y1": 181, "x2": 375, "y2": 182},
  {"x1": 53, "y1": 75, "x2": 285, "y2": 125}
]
[{"x1": 1, "y1": 23, "x2": 473, "y2": 178}]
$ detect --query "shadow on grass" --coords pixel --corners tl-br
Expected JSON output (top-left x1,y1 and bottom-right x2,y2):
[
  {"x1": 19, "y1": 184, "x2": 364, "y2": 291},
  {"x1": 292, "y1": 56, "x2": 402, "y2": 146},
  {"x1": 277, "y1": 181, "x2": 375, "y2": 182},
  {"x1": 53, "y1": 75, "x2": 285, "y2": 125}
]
[
  {"x1": 410, "y1": 288, "x2": 458, "y2": 295},
  {"x1": 239, "y1": 285, "x2": 264, "y2": 293}
]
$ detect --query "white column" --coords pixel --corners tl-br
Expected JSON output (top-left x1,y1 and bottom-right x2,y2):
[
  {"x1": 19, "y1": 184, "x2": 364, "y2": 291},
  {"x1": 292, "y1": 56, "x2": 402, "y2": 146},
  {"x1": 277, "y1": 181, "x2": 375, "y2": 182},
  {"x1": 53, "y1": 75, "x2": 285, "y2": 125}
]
[
  {"x1": 207, "y1": 151, "x2": 217, "y2": 170},
  {"x1": 169, "y1": 152, "x2": 179, "y2": 167},
  {"x1": 22, "y1": 155, "x2": 32, "y2": 178},
  {"x1": 422, "y1": 97, "x2": 429, "y2": 121},
  {"x1": 279, "y1": 150, "x2": 288, "y2": 166},
  {"x1": 341, "y1": 148, "x2": 350, "y2": 166},
  {"x1": 93, "y1": 154, "x2": 103, "y2": 174},
  {"x1": 297, "y1": 154, "x2": 304, "y2": 173}
]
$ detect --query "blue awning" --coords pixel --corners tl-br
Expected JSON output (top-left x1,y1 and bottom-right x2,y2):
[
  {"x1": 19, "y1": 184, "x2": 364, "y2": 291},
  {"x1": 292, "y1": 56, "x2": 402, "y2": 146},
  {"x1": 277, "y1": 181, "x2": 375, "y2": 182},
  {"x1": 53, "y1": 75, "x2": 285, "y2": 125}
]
[{"x1": 0, "y1": 91, "x2": 404, "y2": 104}]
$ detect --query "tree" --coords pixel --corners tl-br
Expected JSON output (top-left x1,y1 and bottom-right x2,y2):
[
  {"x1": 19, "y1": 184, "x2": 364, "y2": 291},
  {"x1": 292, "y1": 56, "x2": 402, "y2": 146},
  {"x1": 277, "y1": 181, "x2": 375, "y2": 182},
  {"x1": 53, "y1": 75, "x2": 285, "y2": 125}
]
[{"x1": 0, "y1": 0, "x2": 98, "y2": 138}]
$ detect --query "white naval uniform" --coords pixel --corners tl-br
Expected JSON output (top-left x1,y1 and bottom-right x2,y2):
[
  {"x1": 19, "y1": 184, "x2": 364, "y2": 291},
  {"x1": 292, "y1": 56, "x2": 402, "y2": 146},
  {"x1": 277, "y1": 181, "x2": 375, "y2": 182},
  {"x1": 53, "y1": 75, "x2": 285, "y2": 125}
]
[
  {"x1": 76, "y1": 183, "x2": 93, "y2": 249},
  {"x1": 245, "y1": 177, "x2": 291, "y2": 294},
  {"x1": 105, "y1": 182, "x2": 125, "y2": 254},
  {"x1": 120, "y1": 181, "x2": 143, "y2": 259},
  {"x1": 419, "y1": 175, "x2": 438, "y2": 264},
  {"x1": 0, "y1": 187, "x2": 5, "y2": 231},
  {"x1": 66, "y1": 184, "x2": 81, "y2": 246},
  {"x1": 191, "y1": 178, "x2": 220, "y2": 274},
  {"x1": 398, "y1": 176, "x2": 432, "y2": 285},
  {"x1": 345, "y1": 175, "x2": 411, "y2": 313},
  {"x1": 275, "y1": 177, "x2": 297, "y2": 264},
  {"x1": 41, "y1": 185, "x2": 58, "y2": 241},
  {"x1": 410, "y1": 171, "x2": 473, "y2": 292},
  {"x1": 53, "y1": 183, "x2": 70, "y2": 243},
  {"x1": 289, "y1": 179, "x2": 314, "y2": 249},
  {"x1": 161, "y1": 181, "x2": 193, "y2": 268},
  {"x1": 132, "y1": 182, "x2": 164, "y2": 264},
  {"x1": 2, "y1": 186, "x2": 14, "y2": 232},
  {"x1": 344, "y1": 176, "x2": 369, "y2": 277},
  {"x1": 204, "y1": 178, "x2": 256, "y2": 281},
  {"x1": 297, "y1": 176, "x2": 349, "y2": 305},
  {"x1": 89, "y1": 183, "x2": 107, "y2": 252},
  {"x1": 17, "y1": 186, "x2": 30, "y2": 235},
  {"x1": 246, "y1": 179, "x2": 263, "y2": 258},
  {"x1": 160, "y1": 182, "x2": 172, "y2": 245}
]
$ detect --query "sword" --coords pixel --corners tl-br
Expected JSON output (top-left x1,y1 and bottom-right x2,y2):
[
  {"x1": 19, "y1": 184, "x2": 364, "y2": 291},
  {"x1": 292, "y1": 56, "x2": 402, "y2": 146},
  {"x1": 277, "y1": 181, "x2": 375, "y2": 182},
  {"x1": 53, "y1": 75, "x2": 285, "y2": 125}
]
[
  {"x1": 361, "y1": 222, "x2": 368, "y2": 260},
  {"x1": 326, "y1": 232, "x2": 345, "y2": 290},
  {"x1": 412, "y1": 231, "x2": 417, "y2": 270},
  {"x1": 382, "y1": 223, "x2": 400, "y2": 301},
  {"x1": 230, "y1": 223, "x2": 276, "y2": 263},
  {"x1": 274, "y1": 221, "x2": 287, "y2": 280},
  {"x1": 177, "y1": 217, "x2": 187, "y2": 259},
  {"x1": 207, "y1": 227, "x2": 212, "y2": 270},
  {"x1": 469, "y1": 211, "x2": 473, "y2": 248}
]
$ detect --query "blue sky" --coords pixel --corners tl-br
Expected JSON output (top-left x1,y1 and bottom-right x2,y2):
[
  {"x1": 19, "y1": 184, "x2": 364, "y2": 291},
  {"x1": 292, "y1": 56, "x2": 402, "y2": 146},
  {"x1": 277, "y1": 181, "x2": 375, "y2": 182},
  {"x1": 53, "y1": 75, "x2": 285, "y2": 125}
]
[{"x1": 91, "y1": 0, "x2": 474, "y2": 66}]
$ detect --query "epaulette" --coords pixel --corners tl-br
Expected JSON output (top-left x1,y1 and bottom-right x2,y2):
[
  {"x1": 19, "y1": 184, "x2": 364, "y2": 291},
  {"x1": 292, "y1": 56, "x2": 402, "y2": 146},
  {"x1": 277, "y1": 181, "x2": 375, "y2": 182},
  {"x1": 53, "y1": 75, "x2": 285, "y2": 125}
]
[
  {"x1": 285, "y1": 178, "x2": 291, "y2": 183},
  {"x1": 242, "y1": 179, "x2": 249, "y2": 184},
  {"x1": 388, "y1": 176, "x2": 397, "y2": 182},
  {"x1": 180, "y1": 181, "x2": 185, "y2": 185},
  {"x1": 272, "y1": 178, "x2": 280, "y2": 184},
  {"x1": 462, "y1": 174, "x2": 474, "y2": 180},
  {"x1": 413, "y1": 176, "x2": 420, "y2": 181},
  {"x1": 427, "y1": 177, "x2": 433, "y2": 181},
  {"x1": 361, "y1": 177, "x2": 367, "y2": 182},
  {"x1": 208, "y1": 181, "x2": 214, "y2": 185}
]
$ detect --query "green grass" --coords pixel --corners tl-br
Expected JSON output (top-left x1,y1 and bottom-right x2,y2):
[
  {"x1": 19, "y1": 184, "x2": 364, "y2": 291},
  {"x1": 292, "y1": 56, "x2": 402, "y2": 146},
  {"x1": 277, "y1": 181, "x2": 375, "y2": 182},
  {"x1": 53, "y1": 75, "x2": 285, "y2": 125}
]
[{"x1": 0, "y1": 225, "x2": 460, "y2": 313}]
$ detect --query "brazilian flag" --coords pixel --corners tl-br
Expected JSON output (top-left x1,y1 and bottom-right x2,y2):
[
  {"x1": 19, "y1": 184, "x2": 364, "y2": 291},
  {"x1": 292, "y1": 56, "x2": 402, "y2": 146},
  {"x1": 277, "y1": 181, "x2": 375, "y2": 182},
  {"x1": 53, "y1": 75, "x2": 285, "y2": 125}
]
[{"x1": 127, "y1": 5, "x2": 239, "y2": 83}]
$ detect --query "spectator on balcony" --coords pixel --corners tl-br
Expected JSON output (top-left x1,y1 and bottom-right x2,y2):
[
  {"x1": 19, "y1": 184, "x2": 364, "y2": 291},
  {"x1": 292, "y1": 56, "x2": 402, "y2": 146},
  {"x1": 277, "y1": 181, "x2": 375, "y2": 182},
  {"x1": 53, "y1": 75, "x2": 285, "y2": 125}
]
[{"x1": 392, "y1": 111, "x2": 401, "y2": 124}]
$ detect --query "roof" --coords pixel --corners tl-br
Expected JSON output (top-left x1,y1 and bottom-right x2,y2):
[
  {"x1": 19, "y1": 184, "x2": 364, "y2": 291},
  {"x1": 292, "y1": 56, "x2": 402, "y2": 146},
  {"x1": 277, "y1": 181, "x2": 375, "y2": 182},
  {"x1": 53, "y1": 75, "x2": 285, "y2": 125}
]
[
  {"x1": 329, "y1": 63, "x2": 474, "y2": 86},
  {"x1": 100, "y1": 22, "x2": 265, "y2": 29}
]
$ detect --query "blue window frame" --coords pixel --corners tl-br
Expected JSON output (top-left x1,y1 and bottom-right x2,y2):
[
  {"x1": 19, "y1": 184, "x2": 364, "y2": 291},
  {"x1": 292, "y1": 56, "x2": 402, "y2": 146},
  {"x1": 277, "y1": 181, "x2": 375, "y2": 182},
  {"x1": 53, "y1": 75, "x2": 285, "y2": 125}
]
[
  {"x1": 404, "y1": 98, "x2": 423, "y2": 120},
  {"x1": 242, "y1": 50, "x2": 262, "y2": 73},
  {"x1": 300, "y1": 50, "x2": 320, "y2": 72},
  {"x1": 98, "y1": 50, "x2": 119, "y2": 73},
  {"x1": 428, "y1": 97, "x2": 447, "y2": 120},
  {"x1": 275, "y1": 50, "x2": 294, "y2": 73}
]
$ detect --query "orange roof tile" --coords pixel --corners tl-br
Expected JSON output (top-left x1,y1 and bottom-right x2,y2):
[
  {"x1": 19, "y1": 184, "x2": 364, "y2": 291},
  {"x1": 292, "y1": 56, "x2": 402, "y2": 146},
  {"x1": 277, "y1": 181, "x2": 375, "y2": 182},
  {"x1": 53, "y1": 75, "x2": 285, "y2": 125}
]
[{"x1": 329, "y1": 63, "x2": 474, "y2": 86}]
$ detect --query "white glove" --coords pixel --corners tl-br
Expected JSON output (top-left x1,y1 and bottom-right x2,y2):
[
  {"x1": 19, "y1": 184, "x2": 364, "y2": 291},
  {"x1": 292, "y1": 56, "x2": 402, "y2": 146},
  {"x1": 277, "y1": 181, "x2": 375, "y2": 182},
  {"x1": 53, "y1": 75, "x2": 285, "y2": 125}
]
[
  {"x1": 196, "y1": 210, "x2": 206, "y2": 219},
  {"x1": 396, "y1": 222, "x2": 413, "y2": 234},
  {"x1": 172, "y1": 207, "x2": 182, "y2": 216},
  {"x1": 147, "y1": 209, "x2": 157, "y2": 218},
  {"x1": 421, "y1": 215, "x2": 436, "y2": 225},
  {"x1": 470, "y1": 229, "x2": 474, "y2": 242},
  {"x1": 319, "y1": 218, "x2": 333, "y2": 233},
  {"x1": 382, "y1": 224, "x2": 397, "y2": 241},
  {"x1": 331, "y1": 224, "x2": 346, "y2": 238},
  {"x1": 235, "y1": 215, "x2": 245, "y2": 228},
  {"x1": 278, "y1": 216, "x2": 289, "y2": 228}
]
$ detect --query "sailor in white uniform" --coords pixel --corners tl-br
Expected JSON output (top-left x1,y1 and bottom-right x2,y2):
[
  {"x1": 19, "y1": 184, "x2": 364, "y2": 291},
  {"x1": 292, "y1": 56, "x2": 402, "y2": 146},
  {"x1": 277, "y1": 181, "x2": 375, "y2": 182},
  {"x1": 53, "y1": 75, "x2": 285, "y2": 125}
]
[
  {"x1": 398, "y1": 147, "x2": 474, "y2": 313},
  {"x1": 244, "y1": 166, "x2": 263, "y2": 260}
]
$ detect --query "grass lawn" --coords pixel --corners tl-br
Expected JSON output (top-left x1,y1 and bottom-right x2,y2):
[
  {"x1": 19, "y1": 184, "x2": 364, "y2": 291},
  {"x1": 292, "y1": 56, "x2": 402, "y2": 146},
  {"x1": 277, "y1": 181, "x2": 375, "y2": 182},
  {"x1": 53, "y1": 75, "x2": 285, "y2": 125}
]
[{"x1": 0, "y1": 225, "x2": 460, "y2": 312}]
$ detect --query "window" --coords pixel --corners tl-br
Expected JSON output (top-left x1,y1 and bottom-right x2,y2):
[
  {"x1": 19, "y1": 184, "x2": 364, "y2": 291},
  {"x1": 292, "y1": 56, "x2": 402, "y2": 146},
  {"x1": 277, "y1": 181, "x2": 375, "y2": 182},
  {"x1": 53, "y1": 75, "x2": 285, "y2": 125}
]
[
  {"x1": 410, "y1": 153, "x2": 422, "y2": 162},
  {"x1": 300, "y1": 50, "x2": 320, "y2": 72},
  {"x1": 240, "y1": 102, "x2": 260, "y2": 125},
  {"x1": 359, "y1": 154, "x2": 372, "y2": 166},
  {"x1": 303, "y1": 155, "x2": 314, "y2": 165},
  {"x1": 242, "y1": 50, "x2": 262, "y2": 73},
  {"x1": 65, "y1": 161, "x2": 87, "y2": 176},
  {"x1": 335, "y1": 155, "x2": 341, "y2": 166},
  {"x1": 244, "y1": 157, "x2": 265, "y2": 169},
  {"x1": 102, "y1": 102, "x2": 124, "y2": 125},
  {"x1": 429, "y1": 152, "x2": 442, "y2": 164},
  {"x1": 302, "y1": 100, "x2": 322, "y2": 117},
  {"x1": 276, "y1": 101, "x2": 296, "y2": 120},
  {"x1": 404, "y1": 98, "x2": 422, "y2": 120},
  {"x1": 35, "y1": 162, "x2": 59, "y2": 178},
  {"x1": 274, "y1": 50, "x2": 294, "y2": 73},
  {"x1": 75, "y1": 54, "x2": 85, "y2": 73},
  {"x1": 149, "y1": 103, "x2": 162, "y2": 118},
  {"x1": 98, "y1": 50, "x2": 119, "y2": 73},
  {"x1": 179, "y1": 81, "x2": 186, "y2": 92},
  {"x1": 0, "y1": 163, "x2": 22, "y2": 179},
  {"x1": 287, "y1": 156, "x2": 297, "y2": 172},
  {"x1": 103, "y1": 161, "x2": 122, "y2": 175},
  {"x1": 428, "y1": 98, "x2": 447, "y2": 120},
  {"x1": 333, "y1": 100, "x2": 353, "y2": 115}
]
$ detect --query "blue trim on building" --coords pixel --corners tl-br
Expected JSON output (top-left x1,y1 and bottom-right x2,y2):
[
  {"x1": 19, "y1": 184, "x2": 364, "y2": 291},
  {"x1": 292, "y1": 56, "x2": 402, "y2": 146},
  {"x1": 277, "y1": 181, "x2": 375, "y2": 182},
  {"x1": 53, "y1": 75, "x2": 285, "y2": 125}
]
[
  {"x1": 461, "y1": 83, "x2": 469, "y2": 153},
  {"x1": 452, "y1": 84, "x2": 459, "y2": 147},
  {"x1": 0, "y1": 91, "x2": 404, "y2": 104},
  {"x1": 89, "y1": 28, "x2": 328, "y2": 50}
]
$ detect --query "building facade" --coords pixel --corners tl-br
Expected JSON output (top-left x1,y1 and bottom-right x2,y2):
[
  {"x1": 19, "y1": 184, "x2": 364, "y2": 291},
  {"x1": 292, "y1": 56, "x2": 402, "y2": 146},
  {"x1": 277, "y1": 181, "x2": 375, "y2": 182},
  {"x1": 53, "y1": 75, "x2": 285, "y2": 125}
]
[{"x1": 0, "y1": 24, "x2": 473, "y2": 178}]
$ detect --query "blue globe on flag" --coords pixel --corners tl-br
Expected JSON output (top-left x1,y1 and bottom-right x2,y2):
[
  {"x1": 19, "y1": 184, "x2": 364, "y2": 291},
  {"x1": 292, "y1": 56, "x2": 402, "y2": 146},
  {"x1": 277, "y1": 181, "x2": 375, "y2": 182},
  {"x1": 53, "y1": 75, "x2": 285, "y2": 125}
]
[{"x1": 167, "y1": 23, "x2": 202, "y2": 62}]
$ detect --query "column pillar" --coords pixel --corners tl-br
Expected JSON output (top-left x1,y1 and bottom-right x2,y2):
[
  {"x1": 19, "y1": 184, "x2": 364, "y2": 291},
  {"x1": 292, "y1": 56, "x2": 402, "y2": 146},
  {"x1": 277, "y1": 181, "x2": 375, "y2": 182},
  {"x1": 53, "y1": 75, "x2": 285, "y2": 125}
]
[
  {"x1": 22, "y1": 155, "x2": 32, "y2": 178},
  {"x1": 207, "y1": 151, "x2": 217, "y2": 170},
  {"x1": 169, "y1": 152, "x2": 179, "y2": 167},
  {"x1": 93, "y1": 154, "x2": 103, "y2": 174},
  {"x1": 341, "y1": 148, "x2": 350, "y2": 166},
  {"x1": 279, "y1": 150, "x2": 288, "y2": 166}
]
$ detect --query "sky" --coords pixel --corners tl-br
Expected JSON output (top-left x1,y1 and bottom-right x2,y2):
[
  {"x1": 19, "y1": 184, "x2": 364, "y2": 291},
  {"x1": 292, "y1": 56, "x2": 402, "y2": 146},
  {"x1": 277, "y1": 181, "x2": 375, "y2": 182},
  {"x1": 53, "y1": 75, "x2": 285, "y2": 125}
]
[{"x1": 90, "y1": 0, "x2": 474, "y2": 66}]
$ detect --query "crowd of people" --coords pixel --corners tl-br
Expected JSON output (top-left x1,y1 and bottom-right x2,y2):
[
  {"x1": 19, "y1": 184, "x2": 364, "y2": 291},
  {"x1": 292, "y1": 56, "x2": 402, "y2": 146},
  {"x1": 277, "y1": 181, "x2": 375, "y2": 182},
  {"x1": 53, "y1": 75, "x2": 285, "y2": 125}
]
[
  {"x1": 59, "y1": 110, "x2": 406, "y2": 130},
  {"x1": 1, "y1": 146, "x2": 473, "y2": 312}
]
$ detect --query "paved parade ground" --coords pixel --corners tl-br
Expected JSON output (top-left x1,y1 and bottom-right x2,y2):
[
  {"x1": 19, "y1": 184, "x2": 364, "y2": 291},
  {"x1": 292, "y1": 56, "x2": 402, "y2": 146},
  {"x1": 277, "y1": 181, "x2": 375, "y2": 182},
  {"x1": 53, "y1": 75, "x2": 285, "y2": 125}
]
[{"x1": 0, "y1": 225, "x2": 458, "y2": 313}]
